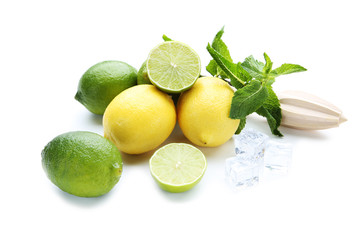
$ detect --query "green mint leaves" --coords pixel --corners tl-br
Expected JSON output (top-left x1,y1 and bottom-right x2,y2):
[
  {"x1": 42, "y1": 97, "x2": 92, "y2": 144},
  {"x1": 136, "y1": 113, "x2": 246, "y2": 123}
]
[
  {"x1": 256, "y1": 85, "x2": 282, "y2": 136},
  {"x1": 230, "y1": 80, "x2": 268, "y2": 119},
  {"x1": 206, "y1": 27, "x2": 233, "y2": 80},
  {"x1": 271, "y1": 63, "x2": 307, "y2": 76},
  {"x1": 207, "y1": 44, "x2": 248, "y2": 89},
  {"x1": 206, "y1": 27, "x2": 307, "y2": 136}
]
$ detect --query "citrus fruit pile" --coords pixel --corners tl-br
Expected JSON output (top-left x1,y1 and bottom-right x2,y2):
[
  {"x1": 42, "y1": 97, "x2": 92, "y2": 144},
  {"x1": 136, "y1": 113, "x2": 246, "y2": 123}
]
[{"x1": 42, "y1": 39, "x2": 239, "y2": 197}]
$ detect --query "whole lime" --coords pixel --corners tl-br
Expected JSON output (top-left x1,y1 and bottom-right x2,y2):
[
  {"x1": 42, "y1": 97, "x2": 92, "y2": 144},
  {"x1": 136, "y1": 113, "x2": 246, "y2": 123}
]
[
  {"x1": 41, "y1": 131, "x2": 123, "y2": 197},
  {"x1": 75, "y1": 60, "x2": 137, "y2": 115},
  {"x1": 137, "y1": 61, "x2": 151, "y2": 85}
]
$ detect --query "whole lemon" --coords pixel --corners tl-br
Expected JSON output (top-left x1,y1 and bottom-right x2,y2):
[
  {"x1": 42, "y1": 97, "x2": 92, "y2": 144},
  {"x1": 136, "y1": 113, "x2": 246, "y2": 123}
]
[
  {"x1": 177, "y1": 77, "x2": 240, "y2": 147},
  {"x1": 75, "y1": 60, "x2": 137, "y2": 115},
  {"x1": 103, "y1": 85, "x2": 176, "y2": 154},
  {"x1": 41, "y1": 131, "x2": 123, "y2": 198}
]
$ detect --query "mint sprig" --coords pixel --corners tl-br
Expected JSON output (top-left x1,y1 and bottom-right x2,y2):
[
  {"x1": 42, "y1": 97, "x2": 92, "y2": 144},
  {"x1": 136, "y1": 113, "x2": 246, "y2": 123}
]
[
  {"x1": 206, "y1": 27, "x2": 233, "y2": 80},
  {"x1": 206, "y1": 27, "x2": 307, "y2": 136}
]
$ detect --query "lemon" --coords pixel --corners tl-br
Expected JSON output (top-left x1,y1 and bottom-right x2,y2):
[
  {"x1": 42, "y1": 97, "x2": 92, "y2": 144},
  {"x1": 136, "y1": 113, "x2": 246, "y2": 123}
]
[
  {"x1": 103, "y1": 85, "x2": 176, "y2": 154},
  {"x1": 150, "y1": 143, "x2": 207, "y2": 193},
  {"x1": 177, "y1": 77, "x2": 240, "y2": 147},
  {"x1": 75, "y1": 60, "x2": 137, "y2": 115},
  {"x1": 146, "y1": 41, "x2": 201, "y2": 93},
  {"x1": 41, "y1": 131, "x2": 123, "y2": 198}
]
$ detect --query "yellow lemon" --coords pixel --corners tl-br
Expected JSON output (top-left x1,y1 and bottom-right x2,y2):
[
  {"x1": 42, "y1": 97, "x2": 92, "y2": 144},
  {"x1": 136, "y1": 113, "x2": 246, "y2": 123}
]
[
  {"x1": 177, "y1": 77, "x2": 240, "y2": 147},
  {"x1": 103, "y1": 85, "x2": 176, "y2": 154}
]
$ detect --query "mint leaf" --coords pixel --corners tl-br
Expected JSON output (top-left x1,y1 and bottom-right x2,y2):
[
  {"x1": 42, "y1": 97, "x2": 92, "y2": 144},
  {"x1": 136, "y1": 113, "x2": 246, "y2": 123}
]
[
  {"x1": 206, "y1": 27, "x2": 233, "y2": 78},
  {"x1": 271, "y1": 63, "x2": 307, "y2": 76},
  {"x1": 235, "y1": 62, "x2": 253, "y2": 85},
  {"x1": 206, "y1": 60, "x2": 219, "y2": 77},
  {"x1": 235, "y1": 118, "x2": 246, "y2": 134},
  {"x1": 230, "y1": 80, "x2": 269, "y2": 119},
  {"x1": 265, "y1": 77, "x2": 276, "y2": 86},
  {"x1": 206, "y1": 44, "x2": 246, "y2": 88},
  {"x1": 256, "y1": 106, "x2": 282, "y2": 137},
  {"x1": 263, "y1": 52, "x2": 273, "y2": 74},
  {"x1": 211, "y1": 26, "x2": 233, "y2": 62},
  {"x1": 256, "y1": 85, "x2": 282, "y2": 136},
  {"x1": 162, "y1": 35, "x2": 173, "y2": 41},
  {"x1": 241, "y1": 55, "x2": 265, "y2": 80}
]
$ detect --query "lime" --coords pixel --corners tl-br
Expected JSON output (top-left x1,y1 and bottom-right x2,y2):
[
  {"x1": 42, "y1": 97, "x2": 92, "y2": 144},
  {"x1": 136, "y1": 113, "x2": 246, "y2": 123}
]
[
  {"x1": 103, "y1": 85, "x2": 176, "y2": 154},
  {"x1": 149, "y1": 143, "x2": 207, "y2": 193},
  {"x1": 75, "y1": 60, "x2": 137, "y2": 115},
  {"x1": 41, "y1": 131, "x2": 123, "y2": 197},
  {"x1": 146, "y1": 41, "x2": 201, "y2": 93},
  {"x1": 137, "y1": 61, "x2": 151, "y2": 85}
]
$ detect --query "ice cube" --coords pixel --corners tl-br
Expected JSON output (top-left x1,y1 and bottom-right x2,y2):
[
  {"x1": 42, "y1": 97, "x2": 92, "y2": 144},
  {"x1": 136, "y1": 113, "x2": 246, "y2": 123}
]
[
  {"x1": 264, "y1": 140, "x2": 293, "y2": 173},
  {"x1": 233, "y1": 128, "x2": 269, "y2": 162},
  {"x1": 225, "y1": 156, "x2": 261, "y2": 188}
]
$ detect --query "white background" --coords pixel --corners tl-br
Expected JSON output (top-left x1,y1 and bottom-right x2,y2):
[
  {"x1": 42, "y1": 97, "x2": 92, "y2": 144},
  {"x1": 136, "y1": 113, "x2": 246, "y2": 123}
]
[{"x1": 1, "y1": 0, "x2": 359, "y2": 239}]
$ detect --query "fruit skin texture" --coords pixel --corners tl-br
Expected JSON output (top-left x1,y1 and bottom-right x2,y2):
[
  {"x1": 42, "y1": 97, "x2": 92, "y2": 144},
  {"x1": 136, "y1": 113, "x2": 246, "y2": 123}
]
[
  {"x1": 75, "y1": 60, "x2": 137, "y2": 115},
  {"x1": 41, "y1": 131, "x2": 123, "y2": 198},
  {"x1": 137, "y1": 61, "x2": 151, "y2": 85},
  {"x1": 177, "y1": 77, "x2": 240, "y2": 147},
  {"x1": 103, "y1": 85, "x2": 176, "y2": 154}
]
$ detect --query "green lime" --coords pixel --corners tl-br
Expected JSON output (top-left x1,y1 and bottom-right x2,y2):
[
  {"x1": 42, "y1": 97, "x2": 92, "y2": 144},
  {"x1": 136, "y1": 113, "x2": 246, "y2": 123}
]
[
  {"x1": 137, "y1": 61, "x2": 151, "y2": 85},
  {"x1": 146, "y1": 41, "x2": 201, "y2": 93},
  {"x1": 149, "y1": 143, "x2": 207, "y2": 193},
  {"x1": 41, "y1": 131, "x2": 123, "y2": 197},
  {"x1": 137, "y1": 61, "x2": 181, "y2": 105},
  {"x1": 75, "y1": 60, "x2": 137, "y2": 115}
]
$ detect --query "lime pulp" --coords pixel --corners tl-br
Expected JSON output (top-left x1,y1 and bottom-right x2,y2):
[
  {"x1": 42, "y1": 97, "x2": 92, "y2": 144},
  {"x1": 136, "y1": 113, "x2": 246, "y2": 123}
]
[
  {"x1": 146, "y1": 41, "x2": 201, "y2": 94},
  {"x1": 149, "y1": 143, "x2": 207, "y2": 193}
]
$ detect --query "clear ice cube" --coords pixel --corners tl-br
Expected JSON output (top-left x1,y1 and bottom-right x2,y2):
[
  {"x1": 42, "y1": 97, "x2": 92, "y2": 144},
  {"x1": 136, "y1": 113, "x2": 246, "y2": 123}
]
[
  {"x1": 264, "y1": 140, "x2": 293, "y2": 173},
  {"x1": 233, "y1": 128, "x2": 269, "y2": 162},
  {"x1": 227, "y1": 128, "x2": 293, "y2": 188},
  {"x1": 225, "y1": 156, "x2": 261, "y2": 188}
]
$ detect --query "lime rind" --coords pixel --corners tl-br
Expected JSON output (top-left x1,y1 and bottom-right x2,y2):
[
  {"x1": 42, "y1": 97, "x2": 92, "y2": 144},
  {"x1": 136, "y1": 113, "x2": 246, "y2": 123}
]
[
  {"x1": 149, "y1": 143, "x2": 207, "y2": 193},
  {"x1": 146, "y1": 41, "x2": 201, "y2": 94},
  {"x1": 41, "y1": 131, "x2": 123, "y2": 198}
]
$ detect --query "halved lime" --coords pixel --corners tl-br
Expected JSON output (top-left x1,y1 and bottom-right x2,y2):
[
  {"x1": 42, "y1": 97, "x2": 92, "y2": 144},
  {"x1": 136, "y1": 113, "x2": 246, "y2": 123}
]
[
  {"x1": 149, "y1": 143, "x2": 207, "y2": 193},
  {"x1": 146, "y1": 41, "x2": 201, "y2": 93}
]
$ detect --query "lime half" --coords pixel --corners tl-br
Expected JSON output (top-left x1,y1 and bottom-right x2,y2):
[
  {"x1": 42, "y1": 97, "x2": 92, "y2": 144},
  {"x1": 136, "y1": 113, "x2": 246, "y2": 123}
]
[
  {"x1": 149, "y1": 143, "x2": 207, "y2": 193},
  {"x1": 146, "y1": 41, "x2": 201, "y2": 93}
]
